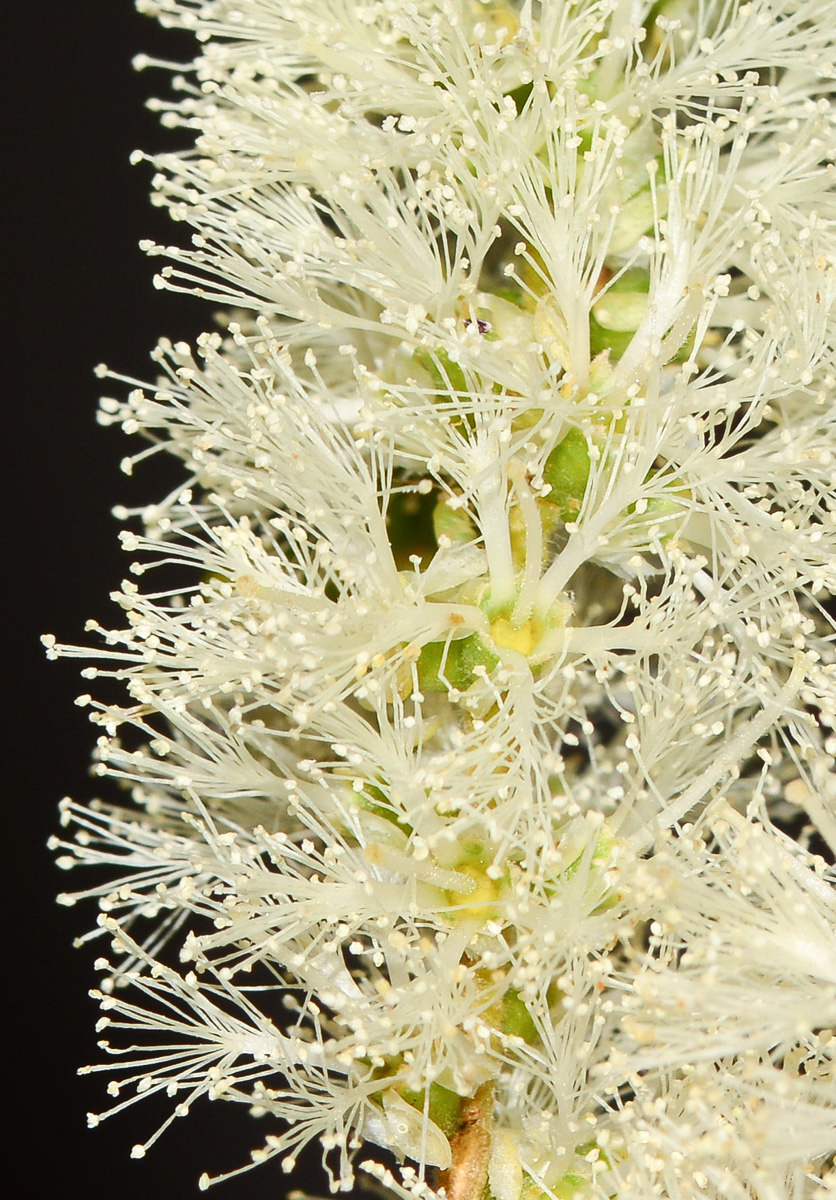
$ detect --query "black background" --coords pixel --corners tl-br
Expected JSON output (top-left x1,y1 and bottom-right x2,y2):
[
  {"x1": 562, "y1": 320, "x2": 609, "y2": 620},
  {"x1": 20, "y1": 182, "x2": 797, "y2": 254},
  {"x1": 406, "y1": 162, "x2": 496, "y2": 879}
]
[{"x1": 9, "y1": 4, "x2": 328, "y2": 1196}]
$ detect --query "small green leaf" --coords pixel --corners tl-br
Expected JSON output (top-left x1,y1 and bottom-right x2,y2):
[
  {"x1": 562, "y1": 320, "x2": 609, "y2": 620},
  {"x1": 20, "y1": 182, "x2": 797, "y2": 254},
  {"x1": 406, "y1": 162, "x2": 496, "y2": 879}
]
[
  {"x1": 398, "y1": 1081, "x2": 463, "y2": 1138},
  {"x1": 454, "y1": 633, "x2": 500, "y2": 687},
  {"x1": 416, "y1": 634, "x2": 499, "y2": 693},
  {"x1": 357, "y1": 785, "x2": 412, "y2": 833},
  {"x1": 542, "y1": 429, "x2": 590, "y2": 521},
  {"x1": 589, "y1": 314, "x2": 634, "y2": 359},
  {"x1": 433, "y1": 495, "x2": 476, "y2": 545},
  {"x1": 414, "y1": 347, "x2": 469, "y2": 398},
  {"x1": 498, "y1": 989, "x2": 539, "y2": 1045},
  {"x1": 416, "y1": 641, "x2": 450, "y2": 693}
]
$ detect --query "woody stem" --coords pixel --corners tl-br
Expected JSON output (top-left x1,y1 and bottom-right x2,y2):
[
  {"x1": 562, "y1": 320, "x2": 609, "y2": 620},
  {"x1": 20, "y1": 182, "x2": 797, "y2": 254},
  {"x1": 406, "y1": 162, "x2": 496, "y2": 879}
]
[{"x1": 439, "y1": 1081, "x2": 495, "y2": 1200}]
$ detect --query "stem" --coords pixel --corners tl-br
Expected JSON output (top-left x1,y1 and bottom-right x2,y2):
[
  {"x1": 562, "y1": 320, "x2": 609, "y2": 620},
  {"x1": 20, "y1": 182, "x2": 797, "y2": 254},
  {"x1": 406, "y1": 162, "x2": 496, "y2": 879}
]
[{"x1": 439, "y1": 1081, "x2": 494, "y2": 1200}]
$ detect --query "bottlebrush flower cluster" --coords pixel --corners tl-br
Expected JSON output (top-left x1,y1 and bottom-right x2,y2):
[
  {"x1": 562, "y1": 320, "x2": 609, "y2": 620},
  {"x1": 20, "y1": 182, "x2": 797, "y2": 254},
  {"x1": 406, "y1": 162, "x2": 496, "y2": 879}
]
[{"x1": 47, "y1": 1, "x2": 836, "y2": 1197}]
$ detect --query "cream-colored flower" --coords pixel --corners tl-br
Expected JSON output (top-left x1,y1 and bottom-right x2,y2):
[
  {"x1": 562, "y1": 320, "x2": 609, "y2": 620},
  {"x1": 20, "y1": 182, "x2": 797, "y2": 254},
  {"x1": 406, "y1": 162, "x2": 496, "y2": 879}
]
[{"x1": 48, "y1": 1, "x2": 835, "y2": 1196}]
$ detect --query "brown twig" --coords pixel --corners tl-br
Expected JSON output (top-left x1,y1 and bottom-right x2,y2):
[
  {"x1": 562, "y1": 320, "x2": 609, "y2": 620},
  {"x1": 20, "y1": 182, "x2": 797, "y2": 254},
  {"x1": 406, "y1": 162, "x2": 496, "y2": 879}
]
[{"x1": 438, "y1": 1081, "x2": 495, "y2": 1200}]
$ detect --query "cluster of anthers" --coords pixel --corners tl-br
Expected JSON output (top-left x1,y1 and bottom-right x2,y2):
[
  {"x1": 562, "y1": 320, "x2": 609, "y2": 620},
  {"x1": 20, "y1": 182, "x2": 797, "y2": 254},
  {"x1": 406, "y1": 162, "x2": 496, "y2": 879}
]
[{"x1": 47, "y1": 2, "x2": 836, "y2": 1198}]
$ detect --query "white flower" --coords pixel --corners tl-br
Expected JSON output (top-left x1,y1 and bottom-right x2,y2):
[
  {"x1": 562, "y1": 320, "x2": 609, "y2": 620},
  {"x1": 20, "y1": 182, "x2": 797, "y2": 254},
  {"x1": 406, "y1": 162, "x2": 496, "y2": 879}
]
[{"x1": 47, "y1": 1, "x2": 836, "y2": 1197}]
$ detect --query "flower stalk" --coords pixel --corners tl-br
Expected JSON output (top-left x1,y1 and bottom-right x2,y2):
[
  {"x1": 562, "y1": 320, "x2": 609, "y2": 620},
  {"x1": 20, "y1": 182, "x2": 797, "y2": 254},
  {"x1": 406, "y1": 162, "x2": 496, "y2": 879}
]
[{"x1": 46, "y1": 2, "x2": 836, "y2": 1197}]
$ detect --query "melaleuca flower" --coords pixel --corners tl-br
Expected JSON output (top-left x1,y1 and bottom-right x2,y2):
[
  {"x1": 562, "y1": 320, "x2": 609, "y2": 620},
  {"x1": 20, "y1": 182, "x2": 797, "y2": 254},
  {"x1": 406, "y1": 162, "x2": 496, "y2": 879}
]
[{"x1": 46, "y1": 1, "x2": 836, "y2": 1197}]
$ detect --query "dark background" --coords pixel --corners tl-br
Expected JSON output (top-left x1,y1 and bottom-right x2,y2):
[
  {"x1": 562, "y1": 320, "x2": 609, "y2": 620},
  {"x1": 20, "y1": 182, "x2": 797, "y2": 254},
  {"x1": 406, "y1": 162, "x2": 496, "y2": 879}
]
[{"x1": 9, "y1": 4, "x2": 326, "y2": 1196}]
